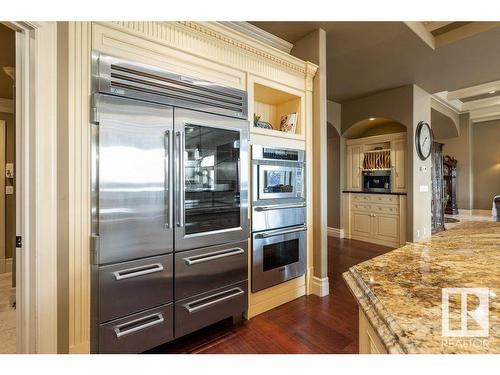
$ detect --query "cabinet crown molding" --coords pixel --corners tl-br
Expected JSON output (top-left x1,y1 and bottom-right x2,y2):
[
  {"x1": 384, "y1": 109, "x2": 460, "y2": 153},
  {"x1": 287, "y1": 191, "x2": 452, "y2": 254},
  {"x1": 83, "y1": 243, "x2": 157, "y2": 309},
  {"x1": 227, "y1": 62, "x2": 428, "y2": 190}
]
[{"x1": 106, "y1": 21, "x2": 317, "y2": 80}]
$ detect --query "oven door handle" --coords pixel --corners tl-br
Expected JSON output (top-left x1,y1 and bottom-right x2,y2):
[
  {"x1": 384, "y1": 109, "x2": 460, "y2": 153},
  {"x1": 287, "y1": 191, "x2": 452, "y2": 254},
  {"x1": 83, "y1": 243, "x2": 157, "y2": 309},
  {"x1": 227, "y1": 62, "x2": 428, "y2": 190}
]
[
  {"x1": 254, "y1": 203, "x2": 306, "y2": 212},
  {"x1": 255, "y1": 225, "x2": 307, "y2": 239}
]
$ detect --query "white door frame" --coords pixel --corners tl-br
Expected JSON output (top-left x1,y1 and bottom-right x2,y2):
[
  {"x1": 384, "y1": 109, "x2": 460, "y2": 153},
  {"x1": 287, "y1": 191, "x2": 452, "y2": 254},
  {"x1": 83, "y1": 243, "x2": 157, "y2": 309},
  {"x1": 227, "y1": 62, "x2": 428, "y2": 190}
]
[{"x1": 2, "y1": 21, "x2": 58, "y2": 354}]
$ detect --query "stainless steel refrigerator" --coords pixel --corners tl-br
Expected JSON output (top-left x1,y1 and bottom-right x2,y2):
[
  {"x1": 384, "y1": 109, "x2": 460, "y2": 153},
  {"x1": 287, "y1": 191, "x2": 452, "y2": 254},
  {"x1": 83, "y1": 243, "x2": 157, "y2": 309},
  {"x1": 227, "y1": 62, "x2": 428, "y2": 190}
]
[{"x1": 90, "y1": 53, "x2": 249, "y2": 353}]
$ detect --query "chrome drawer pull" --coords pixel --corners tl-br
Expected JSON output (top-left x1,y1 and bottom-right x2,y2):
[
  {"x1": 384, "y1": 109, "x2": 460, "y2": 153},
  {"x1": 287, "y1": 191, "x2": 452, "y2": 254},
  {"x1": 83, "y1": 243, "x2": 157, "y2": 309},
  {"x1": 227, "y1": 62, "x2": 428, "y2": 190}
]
[
  {"x1": 113, "y1": 313, "x2": 164, "y2": 338},
  {"x1": 184, "y1": 248, "x2": 244, "y2": 266},
  {"x1": 254, "y1": 203, "x2": 306, "y2": 212},
  {"x1": 113, "y1": 263, "x2": 164, "y2": 281},
  {"x1": 184, "y1": 287, "x2": 244, "y2": 314},
  {"x1": 255, "y1": 225, "x2": 307, "y2": 239}
]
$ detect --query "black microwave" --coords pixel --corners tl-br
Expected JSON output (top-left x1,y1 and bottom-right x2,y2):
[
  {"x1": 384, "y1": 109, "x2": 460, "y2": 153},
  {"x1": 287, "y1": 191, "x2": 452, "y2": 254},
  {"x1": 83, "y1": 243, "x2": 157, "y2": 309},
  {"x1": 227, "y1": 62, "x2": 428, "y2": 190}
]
[{"x1": 362, "y1": 170, "x2": 391, "y2": 193}]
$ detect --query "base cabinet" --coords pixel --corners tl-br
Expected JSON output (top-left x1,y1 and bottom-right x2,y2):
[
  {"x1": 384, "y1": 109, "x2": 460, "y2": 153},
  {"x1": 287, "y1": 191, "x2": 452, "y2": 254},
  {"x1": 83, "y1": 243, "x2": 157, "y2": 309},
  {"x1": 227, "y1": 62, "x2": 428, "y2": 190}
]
[
  {"x1": 359, "y1": 308, "x2": 388, "y2": 354},
  {"x1": 343, "y1": 193, "x2": 406, "y2": 248}
]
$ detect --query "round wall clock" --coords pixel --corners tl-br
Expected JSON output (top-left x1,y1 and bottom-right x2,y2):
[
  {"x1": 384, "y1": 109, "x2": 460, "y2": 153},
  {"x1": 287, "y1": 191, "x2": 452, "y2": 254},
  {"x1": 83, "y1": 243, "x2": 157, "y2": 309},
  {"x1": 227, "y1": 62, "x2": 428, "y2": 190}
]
[{"x1": 415, "y1": 121, "x2": 432, "y2": 161}]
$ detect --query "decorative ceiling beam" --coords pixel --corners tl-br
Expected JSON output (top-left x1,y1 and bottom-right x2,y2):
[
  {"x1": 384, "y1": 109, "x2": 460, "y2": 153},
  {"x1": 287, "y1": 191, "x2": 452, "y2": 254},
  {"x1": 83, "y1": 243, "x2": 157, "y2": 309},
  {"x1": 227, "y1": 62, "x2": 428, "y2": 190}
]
[
  {"x1": 461, "y1": 96, "x2": 500, "y2": 111},
  {"x1": 422, "y1": 22, "x2": 453, "y2": 33},
  {"x1": 447, "y1": 79, "x2": 500, "y2": 101},
  {"x1": 470, "y1": 104, "x2": 500, "y2": 122},
  {"x1": 404, "y1": 22, "x2": 435, "y2": 49}
]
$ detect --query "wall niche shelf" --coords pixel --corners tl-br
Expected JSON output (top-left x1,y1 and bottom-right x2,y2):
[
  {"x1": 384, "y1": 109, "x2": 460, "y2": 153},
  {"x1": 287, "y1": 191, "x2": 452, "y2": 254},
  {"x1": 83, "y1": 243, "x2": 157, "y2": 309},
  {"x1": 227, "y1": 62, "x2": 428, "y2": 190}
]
[{"x1": 250, "y1": 77, "x2": 305, "y2": 141}]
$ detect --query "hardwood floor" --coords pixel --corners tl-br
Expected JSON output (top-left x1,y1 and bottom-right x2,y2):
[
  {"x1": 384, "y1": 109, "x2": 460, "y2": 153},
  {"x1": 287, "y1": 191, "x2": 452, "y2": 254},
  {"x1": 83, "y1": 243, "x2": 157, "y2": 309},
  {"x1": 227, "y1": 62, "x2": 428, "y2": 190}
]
[{"x1": 147, "y1": 237, "x2": 392, "y2": 354}]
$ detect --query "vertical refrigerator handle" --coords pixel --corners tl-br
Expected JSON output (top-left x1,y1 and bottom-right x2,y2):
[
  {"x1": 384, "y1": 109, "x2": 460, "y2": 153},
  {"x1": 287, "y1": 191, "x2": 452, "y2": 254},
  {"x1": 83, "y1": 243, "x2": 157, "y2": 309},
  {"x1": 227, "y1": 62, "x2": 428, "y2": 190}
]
[
  {"x1": 176, "y1": 131, "x2": 185, "y2": 228},
  {"x1": 164, "y1": 130, "x2": 172, "y2": 229}
]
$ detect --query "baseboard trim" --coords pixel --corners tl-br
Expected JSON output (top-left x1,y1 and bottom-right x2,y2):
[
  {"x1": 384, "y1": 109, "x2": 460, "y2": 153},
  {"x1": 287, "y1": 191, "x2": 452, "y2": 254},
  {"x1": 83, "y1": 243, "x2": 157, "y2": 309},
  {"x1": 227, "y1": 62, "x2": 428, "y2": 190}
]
[
  {"x1": 311, "y1": 276, "x2": 330, "y2": 297},
  {"x1": 327, "y1": 227, "x2": 344, "y2": 238}
]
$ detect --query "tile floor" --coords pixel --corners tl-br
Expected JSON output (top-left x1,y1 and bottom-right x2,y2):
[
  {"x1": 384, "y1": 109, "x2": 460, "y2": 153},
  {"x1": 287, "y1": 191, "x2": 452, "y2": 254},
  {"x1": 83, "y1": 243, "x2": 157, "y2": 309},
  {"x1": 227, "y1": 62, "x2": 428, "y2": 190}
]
[{"x1": 0, "y1": 272, "x2": 16, "y2": 354}]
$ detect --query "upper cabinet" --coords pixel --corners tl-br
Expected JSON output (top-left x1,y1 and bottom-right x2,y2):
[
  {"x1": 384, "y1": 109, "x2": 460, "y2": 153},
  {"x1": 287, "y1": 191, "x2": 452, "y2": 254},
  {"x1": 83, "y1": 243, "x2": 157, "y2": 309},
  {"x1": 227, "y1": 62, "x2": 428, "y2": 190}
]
[
  {"x1": 346, "y1": 144, "x2": 364, "y2": 191},
  {"x1": 345, "y1": 133, "x2": 407, "y2": 193},
  {"x1": 390, "y1": 138, "x2": 407, "y2": 193}
]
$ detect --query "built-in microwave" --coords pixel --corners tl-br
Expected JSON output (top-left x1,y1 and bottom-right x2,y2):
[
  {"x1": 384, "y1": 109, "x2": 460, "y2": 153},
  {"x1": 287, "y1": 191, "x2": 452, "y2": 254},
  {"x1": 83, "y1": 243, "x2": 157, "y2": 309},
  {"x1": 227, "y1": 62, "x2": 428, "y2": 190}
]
[
  {"x1": 252, "y1": 145, "x2": 305, "y2": 203},
  {"x1": 362, "y1": 170, "x2": 391, "y2": 193}
]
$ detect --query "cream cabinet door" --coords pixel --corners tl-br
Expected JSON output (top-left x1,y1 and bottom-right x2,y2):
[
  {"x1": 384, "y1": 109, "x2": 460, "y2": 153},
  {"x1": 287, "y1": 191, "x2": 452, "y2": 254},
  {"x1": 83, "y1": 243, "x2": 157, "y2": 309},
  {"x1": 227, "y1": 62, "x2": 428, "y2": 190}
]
[
  {"x1": 372, "y1": 213, "x2": 399, "y2": 245},
  {"x1": 351, "y1": 211, "x2": 372, "y2": 238},
  {"x1": 391, "y1": 139, "x2": 406, "y2": 193},
  {"x1": 346, "y1": 144, "x2": 363, "y2": 191}
]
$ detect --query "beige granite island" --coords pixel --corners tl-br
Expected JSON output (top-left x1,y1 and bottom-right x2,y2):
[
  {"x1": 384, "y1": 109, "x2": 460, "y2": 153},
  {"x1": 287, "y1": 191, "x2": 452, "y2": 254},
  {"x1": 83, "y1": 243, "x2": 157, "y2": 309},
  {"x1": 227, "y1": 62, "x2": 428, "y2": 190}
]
[{"x1": 343, "y1": 221, "x2": 499, "y2": 354}]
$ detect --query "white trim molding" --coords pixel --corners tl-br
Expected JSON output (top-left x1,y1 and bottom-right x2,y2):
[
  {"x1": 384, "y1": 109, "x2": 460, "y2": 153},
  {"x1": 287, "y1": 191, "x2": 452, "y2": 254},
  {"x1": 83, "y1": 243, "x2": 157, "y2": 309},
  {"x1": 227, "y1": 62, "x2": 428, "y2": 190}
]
[
  {"x1": 311, "y1": 276, "x2": 330, "y2": 297},
  {"x1": 6, "y1": 20, "x2": 59, "y2": 354},
  {"x1": 0, "y1": 98, "x2": 14, "y2": 114},
  {"x1": 327, "y1": 227, "x2": 344, "y2": 238},
  {"x1": 219, "y1": 22, "x2": 293, "y2": 54}
]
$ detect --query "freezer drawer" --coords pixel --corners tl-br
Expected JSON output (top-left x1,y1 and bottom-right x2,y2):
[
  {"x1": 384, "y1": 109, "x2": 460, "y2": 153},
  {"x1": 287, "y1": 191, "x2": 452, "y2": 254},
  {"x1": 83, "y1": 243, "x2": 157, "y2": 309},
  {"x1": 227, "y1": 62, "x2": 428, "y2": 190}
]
[
  {"x1": 175, "y1": 281, "x2": 247, "y2": 338},
  {"x1": 175, "y1": 241, "x2": 247, "y2": 300},
  {"x1": 98, "y1": 254, "x2": 173, "y2": 323},
  {"x1": 99, "y1": 303, "x2": 174, "y2": 354}
]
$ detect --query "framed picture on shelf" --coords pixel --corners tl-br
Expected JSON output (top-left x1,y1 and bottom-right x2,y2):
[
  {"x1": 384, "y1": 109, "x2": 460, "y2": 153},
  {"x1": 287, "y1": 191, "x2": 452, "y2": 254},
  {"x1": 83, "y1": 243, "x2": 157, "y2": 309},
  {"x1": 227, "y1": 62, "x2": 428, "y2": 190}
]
[
  {"x1": 253, "y1": 113, "x2": 273, "y2": 130},
  {"x1": 279, "y1": 112, "x2": 297, "y2": 133}
]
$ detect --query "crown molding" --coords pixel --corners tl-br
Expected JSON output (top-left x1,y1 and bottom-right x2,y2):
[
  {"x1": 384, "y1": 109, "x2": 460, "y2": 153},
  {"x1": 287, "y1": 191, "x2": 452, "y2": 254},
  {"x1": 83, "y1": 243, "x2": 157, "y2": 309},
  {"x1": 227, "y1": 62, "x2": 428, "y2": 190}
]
[
  {"x1": 219, "y1": 22, "x2": 293, "y2": 54},
  {"x1": 174, "y1": 22, "x2": 317, "y2": 76}
]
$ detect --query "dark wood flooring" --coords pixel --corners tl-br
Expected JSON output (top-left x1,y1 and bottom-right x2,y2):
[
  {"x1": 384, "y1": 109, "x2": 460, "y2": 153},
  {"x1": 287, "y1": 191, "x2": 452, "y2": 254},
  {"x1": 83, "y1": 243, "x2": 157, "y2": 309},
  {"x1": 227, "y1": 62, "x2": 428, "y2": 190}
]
[{"x1": 147, "y1": 237, "x2": 392, "y2": 354}]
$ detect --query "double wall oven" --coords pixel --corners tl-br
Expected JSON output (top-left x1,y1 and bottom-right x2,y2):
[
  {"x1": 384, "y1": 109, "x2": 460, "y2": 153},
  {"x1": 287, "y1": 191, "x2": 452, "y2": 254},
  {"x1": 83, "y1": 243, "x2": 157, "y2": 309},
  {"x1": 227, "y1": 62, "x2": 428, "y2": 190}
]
[
  {"x1": 251, "y1": 145, "x2": 307, "y2": 292},
  {"x1": 90, "y1": 52, "x2": 249, "y2": 353}
]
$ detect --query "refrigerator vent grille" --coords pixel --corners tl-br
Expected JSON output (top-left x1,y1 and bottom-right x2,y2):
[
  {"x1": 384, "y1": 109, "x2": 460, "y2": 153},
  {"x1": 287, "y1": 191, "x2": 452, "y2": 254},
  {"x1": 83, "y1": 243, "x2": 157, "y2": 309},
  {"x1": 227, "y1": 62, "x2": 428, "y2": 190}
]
[{"x1": 108, "y1": 63, "x2": 247, "y2": 118}]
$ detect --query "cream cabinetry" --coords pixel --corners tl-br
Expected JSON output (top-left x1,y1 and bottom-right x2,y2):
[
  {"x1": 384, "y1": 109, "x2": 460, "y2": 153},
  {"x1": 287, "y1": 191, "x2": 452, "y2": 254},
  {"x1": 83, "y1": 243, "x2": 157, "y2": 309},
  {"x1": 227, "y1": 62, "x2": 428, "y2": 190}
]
[
  {"x1": 346, "y1": 144, "x2": 363, "y2": 191},
  {"x1": 359, "y1": 309, "x2": 387, "y2": 354},
  {"x1": 345, "y1": 133, "x2": 406, "y2": 194},
  {"x1": 343, "y1": 192, "x2": 406, "y2": 248},
  {"x1": 66, "y1": 21, "x2": 318, "y2": 353},
  {"x1": 391, "y1": 138, "x2": 407, "y2": 193}
]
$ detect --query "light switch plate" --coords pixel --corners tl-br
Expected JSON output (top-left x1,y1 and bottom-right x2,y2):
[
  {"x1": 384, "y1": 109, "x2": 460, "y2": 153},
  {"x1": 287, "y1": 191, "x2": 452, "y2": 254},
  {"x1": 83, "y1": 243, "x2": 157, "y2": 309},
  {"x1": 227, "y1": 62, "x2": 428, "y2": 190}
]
[
  {"x1": 5, "y1": 186, "x2": 14, "y2": 195},
  {"x1": 419, "y1": 184, "x2": 429, "y2": 192},
  {"x1": 6, "y1": 163, "x2": 14, "y2": 179}
]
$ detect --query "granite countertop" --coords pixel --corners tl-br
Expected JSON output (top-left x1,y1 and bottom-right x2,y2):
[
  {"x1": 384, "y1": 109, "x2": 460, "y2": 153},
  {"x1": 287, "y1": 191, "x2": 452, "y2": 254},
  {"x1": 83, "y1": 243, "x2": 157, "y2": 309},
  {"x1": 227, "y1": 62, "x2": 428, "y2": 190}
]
[
  {"x1": 342, "y1": 190, "x2": 407, "y2": 195},
  {"x1": 343, "y1": 221, "x2": 499, "y2": 353}
]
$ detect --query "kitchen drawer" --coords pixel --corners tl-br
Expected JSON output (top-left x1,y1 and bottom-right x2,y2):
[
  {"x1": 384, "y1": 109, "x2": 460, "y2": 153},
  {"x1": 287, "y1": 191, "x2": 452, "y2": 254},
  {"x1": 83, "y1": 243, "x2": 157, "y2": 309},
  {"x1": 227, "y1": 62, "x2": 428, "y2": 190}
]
[
  {"x1": 99, "y1": 303, "x2": 173, "y2": 354},
  {"x1": 175, "y1": 241, "x2": 247, "y2": 300},
  {"x1": 351, "y1": 203, "x2": 372, "y2": 212},
  {"x1": 370, "y1": 195, "x2": 398, "y2": 205},
  {"x1": 373, "y1": 204, "x2": 399, "y2": 215},
  {"x1": 98, "y1": 254, "x2": 173, "y2": 323},
  {"x1": 175, "y1": 281, "x2": 247, "y2": 338},
  {"x1": 352, "y1": 194, "x2": 371, "y2": 203},
  {"x1": 252, "y1": 203, "x2": 306, "y2": 232}
]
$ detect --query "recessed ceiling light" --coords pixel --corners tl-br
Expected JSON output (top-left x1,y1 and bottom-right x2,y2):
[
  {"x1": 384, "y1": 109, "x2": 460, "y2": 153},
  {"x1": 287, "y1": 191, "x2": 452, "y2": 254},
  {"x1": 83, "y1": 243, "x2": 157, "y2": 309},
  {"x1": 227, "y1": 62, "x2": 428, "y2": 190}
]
[
  {"x1": 488, "y1": 90, "x2": 496, "y2": 94},
  {"x1": 369, "y1": 117, "x2": 375, "y2": 121}
]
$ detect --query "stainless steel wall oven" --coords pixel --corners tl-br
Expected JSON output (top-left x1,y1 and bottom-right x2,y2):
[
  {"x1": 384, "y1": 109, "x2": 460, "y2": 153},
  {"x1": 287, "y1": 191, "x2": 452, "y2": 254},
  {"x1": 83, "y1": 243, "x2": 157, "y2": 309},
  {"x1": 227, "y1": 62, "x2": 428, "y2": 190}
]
[
  {"x1": 90, "y1": 52, "x2": 249, "y2": 353},
  {"x1": 251, "y1": 145, "x2": 307, "y2": 292}
]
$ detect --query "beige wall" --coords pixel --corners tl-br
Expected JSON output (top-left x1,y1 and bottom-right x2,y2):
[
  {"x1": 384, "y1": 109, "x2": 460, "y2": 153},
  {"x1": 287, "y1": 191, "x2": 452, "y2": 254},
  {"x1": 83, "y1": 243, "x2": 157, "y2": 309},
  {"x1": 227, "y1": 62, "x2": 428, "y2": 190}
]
[
  {"x1": 341, "y1": 85, "x2": 413, "y2": 133},
  {"x1": 327, "y1": 125, "x2": 341, "y2": 228},
  {"x1": 472, "y1": 119, "x2": 500, "y2": 210},
  {"x1": 292, "y1": 29, "x2": 328, "y2": 279},
  {"x1": 409, "y1": 85, "x2": 432, "y2": 241},
  {"x1": 340, "y1": 84, "x2": 432, "y2": 242},
  {"x1": 439, "y1": 113, "x2": 473, "y2": 210},
  {"x1": 327, "y1": 100, "x2": 342, "y2": 229}
]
